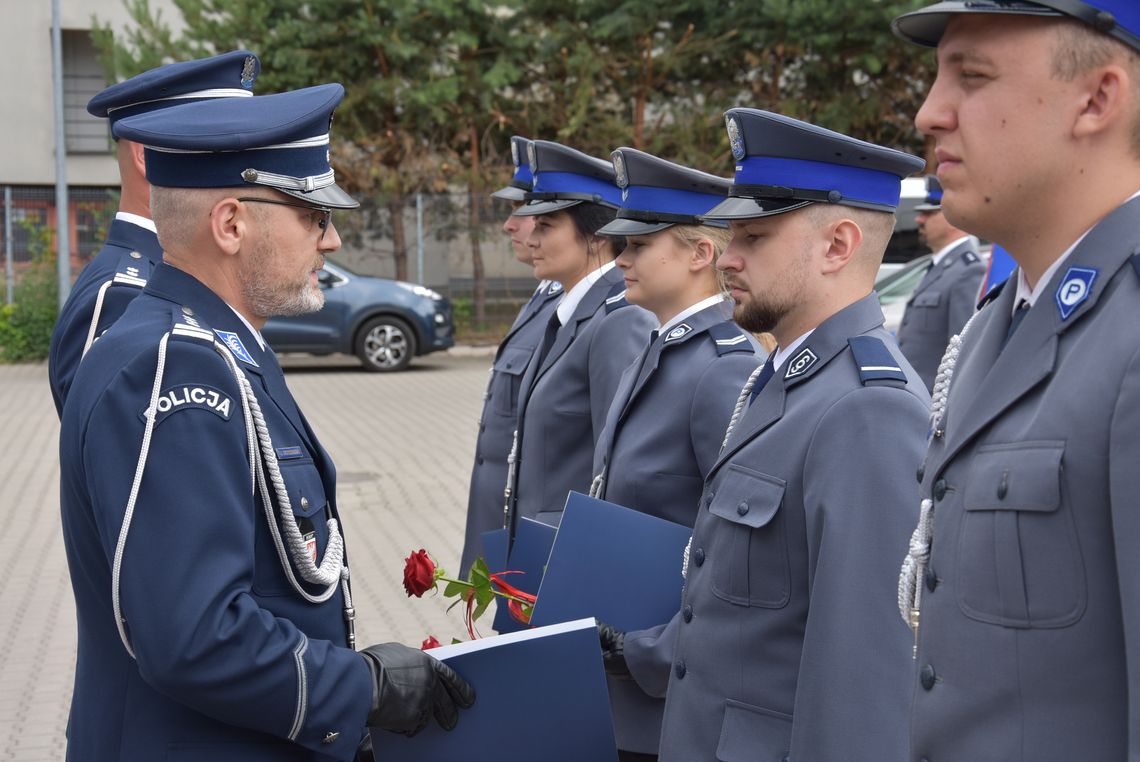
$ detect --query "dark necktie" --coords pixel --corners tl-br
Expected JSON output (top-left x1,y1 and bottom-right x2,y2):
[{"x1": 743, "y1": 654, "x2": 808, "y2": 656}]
[
  {"x1": 748, "y1": 355, "x2": 776, "y2": 404},
  {"x1": 534, "y1": 312, "x2": 561, "y2": 369},
  {"x1": 1001, "y1": 299, "x2": 1030, "y2": 350}
]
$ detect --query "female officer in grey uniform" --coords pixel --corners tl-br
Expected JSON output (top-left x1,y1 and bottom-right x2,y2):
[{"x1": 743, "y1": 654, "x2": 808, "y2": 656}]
[
  {"x1": 504, "y1": 140, "x2": 656, "y2": 533},
  {"x1": 589, "y1": 149, "x2": 763, "y2": 761}
]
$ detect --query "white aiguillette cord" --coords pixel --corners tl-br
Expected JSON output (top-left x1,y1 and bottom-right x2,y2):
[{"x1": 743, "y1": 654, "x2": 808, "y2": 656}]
[{"x1": 112, "y1": 333, "x2": 352, "y2": 658}]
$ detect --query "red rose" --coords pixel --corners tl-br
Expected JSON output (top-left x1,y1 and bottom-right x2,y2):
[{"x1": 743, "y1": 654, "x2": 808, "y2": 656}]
[
  {"x1": 421, "y1": 635, "x2": 442, "y2": 651},
  {"x1": 403, "y1": 549, "x2": 436, "y2": 598}
]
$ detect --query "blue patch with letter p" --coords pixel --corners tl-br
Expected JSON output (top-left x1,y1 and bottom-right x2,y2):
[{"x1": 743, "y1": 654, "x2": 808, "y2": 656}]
[{"x1": 1054, "y1": 266, "x2": 1097, "y2": 321}]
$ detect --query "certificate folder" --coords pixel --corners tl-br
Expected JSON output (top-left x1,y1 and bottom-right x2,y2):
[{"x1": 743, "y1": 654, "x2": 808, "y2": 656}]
[
  {"x1": 530, "y1": 491, "x2": 691, "y2": 632},
  {"x1": 482, "y1": 518, "x2": 556, "y2": 633},
  {"x1": 370, "y1": 618, "x2": 618, "y2": 762}
]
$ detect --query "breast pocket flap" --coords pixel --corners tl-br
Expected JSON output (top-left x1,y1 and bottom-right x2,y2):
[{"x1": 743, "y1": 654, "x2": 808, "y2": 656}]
[
  {"x1": 964, "y1": 442, "x2": 1063, "y2": 513},
  {"x1": 281, "y1": 460, "x2": 327, "y2": 518},
  {"x1": 913, "y1": 290, "x2": 942, "y2": 307},
  {"x1": 492, "y1": 344, "x2": 534, "y2": 376},
  {"x1": 708, "y1": 465, "x2": 785, "y2": 529}
]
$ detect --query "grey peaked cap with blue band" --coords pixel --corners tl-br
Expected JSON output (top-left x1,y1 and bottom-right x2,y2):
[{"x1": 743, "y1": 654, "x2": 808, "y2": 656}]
[
  {"x1": 113, "y1": 83, "x2": 358, "y2": 210},
  {"x1": 87, "y1": 50, "x2": 260, "y2": 128},
  {"x1": 597, "y1": 148, "x2": 731, "y2": 236},
  {"x1": 515, "y1": 140, "x2": 623, "y2": 216},
  {"x1": 492, "y1": 136, "x2": 536, "y2": 202}
]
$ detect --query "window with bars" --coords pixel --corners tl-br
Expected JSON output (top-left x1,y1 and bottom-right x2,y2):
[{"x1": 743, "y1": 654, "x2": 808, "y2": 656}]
[{"x1": 63, "y1": 30, "x2": 110, "y2": 154}]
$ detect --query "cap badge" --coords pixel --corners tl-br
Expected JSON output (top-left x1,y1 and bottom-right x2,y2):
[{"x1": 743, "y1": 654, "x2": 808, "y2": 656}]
[
  {"x1": 727, "y1": 116, "x2": 745, "y2": 161},
  {"x1": 665, "y1": 323, "x2": 693, "y2": 343},
  {"x1": 511, "y1": 140, "x2": 520, "y2": 168},
  {"x1": 240, "y1": 56, "x2": 257, "y2": 89},
  {"x1": 612, "y1": 151, "x2": 628, "y2": 189},
  {"x1": 527, "y1": 142, "x2": 538, "y2": 174},
  {"x1": 1055, "y1": 266, "x2": 1098, "y2": 320}
]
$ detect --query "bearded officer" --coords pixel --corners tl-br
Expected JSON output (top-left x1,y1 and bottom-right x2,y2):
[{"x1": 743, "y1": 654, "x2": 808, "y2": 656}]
[
  {"x1": 893, "y1": 2, "x2": 1140, "y2": 759},
  {"x1": 59, "y1": 84, "x2": 473, "y2": 761},
  {"x1": 895, "y1": 175, "x2": 985, "y2": 390},
  {"x1": 48, "y1": 50, "x2": 261, "y2": 417},
  {"x1": 652, "y1": 109, "x2": 929, "y2": 761},
  {"x1": 459, "y1": 135, "x2": 562, "y2": 576}
]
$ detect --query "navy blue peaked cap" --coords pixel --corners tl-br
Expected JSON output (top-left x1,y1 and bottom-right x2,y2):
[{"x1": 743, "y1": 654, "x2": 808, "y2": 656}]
[
  {"x1": 893, "y1": 1, "x2": 1140, "y2": 52},
  {"x1": 705, "y1": 108, "x2": 926, "y2": 220},
  {"x1": 597, "y1": 148, "x2": 731, "y2": 236},
  {"x1": 492, "y1": 136, "x2": 535, "y2": 202},
  {"x1": 113, "y1": 83, "x2": 358, "y2": 209},
  {"x1": 87, "y1": 50, "x2": 260, "y2": 129},
  {"x1": 515, "y1": 140, "x2": 622, "y2": 216},
  {"x1": 915, "y1": 175, "x2": 944, "y2": 212}
]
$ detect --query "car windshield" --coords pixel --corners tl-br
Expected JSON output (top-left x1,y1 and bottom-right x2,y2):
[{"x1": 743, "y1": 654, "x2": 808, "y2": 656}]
[{"x1": 875, "y1": 254, "x2": 932, "y2": 304}]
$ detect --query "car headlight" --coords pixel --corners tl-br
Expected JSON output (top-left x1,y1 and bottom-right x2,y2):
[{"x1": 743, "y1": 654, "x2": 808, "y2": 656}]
[{"x1": 397, "y1": 282, "x2": 443, "y2": 300}]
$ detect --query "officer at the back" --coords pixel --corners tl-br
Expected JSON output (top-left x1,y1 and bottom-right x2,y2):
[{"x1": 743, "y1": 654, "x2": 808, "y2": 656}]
[
  {"x1": 894, "y1": 2, "x2": 1140, "y2": 760},
  {"x1": 48, "y1": 50, "x2": 260, "y2": 417},
  {"x1": 459, "y1": 135, "x2": 562, "y2": 576},
  {"x1": 654, "y1": 109, "x2": 929, "y2": 761},
  {"x1": 895, "y1": 175, "x2": 985, "y2": 389},
  {"x1": 60, "y1": 84, "x2": 472, "y2": 761}
]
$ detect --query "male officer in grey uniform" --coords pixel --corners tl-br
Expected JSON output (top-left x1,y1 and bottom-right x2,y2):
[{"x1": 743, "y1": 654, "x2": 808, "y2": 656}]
[
  {"x1": 646, "y1": 109, "x2": 929, "y2": 761},
  {"x1": 459, "y1": 135, "x2": 562, "y2": 575},
  {"x1": 895, "y1": 175, "x2": 985, "y2": 389},
  {"x1": 60, "y1": 84, "x2": 472, "y2": 761},
  {"x1": 894, "y1": 2, "x2": 1140, "y2": 760},
  {"x1": 48, "y1": 50, "x2": 260, "y2": 417}
]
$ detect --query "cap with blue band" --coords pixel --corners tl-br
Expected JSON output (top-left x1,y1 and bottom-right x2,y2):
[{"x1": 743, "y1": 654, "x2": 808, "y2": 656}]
[
  {"x1": 514, "y1": 141, "x2": 623, "y2": 216},
  {"x1": 87, "y1": 50, "x2": 260, "y2": 129},
  {"x1": 112, "y1": 83, "x2": 358, "y2": 209},
  {"x1": 915, "y1": 175, "x2": 945, "y2": 212},
  {"x1": 492, "y1": 136, "x2": 535, "y2": 202},
  {"x1": 892, "y1": 1, "x2": 1140, "y2": 52},
  {"x1": 597, "y1": 148, "x2": 731, "y2": 236},
  {"x1": 704, "y1": 108, "x2": 926, "y2": 221}
]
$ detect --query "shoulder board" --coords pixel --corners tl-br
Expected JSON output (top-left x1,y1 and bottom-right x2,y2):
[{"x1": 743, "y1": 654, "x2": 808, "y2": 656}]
[
  {"x1": 111, "y1": 249, "x2": 153, "y2": 289},
  {"x1": 706, "y1": 321, "x2": 754, "y2": 355},
  {"x1": 604, "y1": 284, "x2": 632, "y2": 314},
  {"x1": 169, "y1": 305, "x2": 215, "y2": 344},
  {"x1": 976, "y1": 278, "x2": 1007, "y2": 310},
  {"x1": 847, "y1": 336, "x2": 908, "y2": 386},
  {"x1": 1131, "y1": 252, "x2": 1140, "y2": 281},
  {"x1": 959, "y1": 249, "x2": 980, "y2": 266}
]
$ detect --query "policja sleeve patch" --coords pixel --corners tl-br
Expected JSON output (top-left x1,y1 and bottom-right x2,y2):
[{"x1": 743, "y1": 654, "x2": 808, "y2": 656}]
[{"x1": 139, "y1": 384, "x2": 234, "y2": 425}]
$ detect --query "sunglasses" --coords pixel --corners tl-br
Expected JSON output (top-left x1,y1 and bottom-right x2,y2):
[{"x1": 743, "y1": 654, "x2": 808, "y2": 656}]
[{"x1": 237, "y1": 197, "x2": 332, "y2": 240}]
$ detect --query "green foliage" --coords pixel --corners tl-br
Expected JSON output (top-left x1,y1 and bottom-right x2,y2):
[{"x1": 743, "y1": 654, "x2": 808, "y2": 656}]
[{"x1": 0, "y1": 222, "x2": 59, "y2": 363}]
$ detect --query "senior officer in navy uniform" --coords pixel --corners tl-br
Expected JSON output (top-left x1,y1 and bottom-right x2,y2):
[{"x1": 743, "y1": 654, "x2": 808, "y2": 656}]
[
  {"x1": 459, "y1": 135, "x2": 562, "y2": 576},
  {"x1": 588, "y1": 148, "x2": 762, "y2": 761},
  {"x1": 894, "y1": 3, "x2": 1140, "y2": 760},
  {"x1": 895, "y1": 175, "x2": 985, "y2": 390},
  {"x1": 59, "y1": 84, "x2": 473, "y2": 762},
  {"x1": 48, "y1": 50, "x2": 260, "y2": 417},
  {"x1": 505, "y1": 141, "x2": 656, "y2": 531},
  {"x1": 647, "y1": 109, "x2": 930, "y2": 762}
]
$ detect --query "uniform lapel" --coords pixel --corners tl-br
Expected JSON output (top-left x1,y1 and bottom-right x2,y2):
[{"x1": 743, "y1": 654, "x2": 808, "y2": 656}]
[
  {"x1": 532, "y1": 269, "x2": 620, "y2": 383},
  {"x1": 498, "y1": 283, "x2": 562, "y2": 356}
]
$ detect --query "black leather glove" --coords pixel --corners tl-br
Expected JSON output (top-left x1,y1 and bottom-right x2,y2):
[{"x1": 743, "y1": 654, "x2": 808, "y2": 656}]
[
  {"x1": 360, "y1": 643, "x2": 476, "y2": 736},
  {"x1": 597, "y1": 620, "x2": 632, "y2": 679}
]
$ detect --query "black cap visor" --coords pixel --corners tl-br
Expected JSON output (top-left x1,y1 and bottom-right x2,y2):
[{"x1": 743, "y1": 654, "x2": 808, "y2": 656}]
[
  {"x1": 701, "y1": 195, "x2": 813, "y2": 221},
  {"x1": 491, "y1": 185, "x2": 529, "y2": 202},
  {"x1": 280, "y1": 182, "x2": 359, "y2": 210}
]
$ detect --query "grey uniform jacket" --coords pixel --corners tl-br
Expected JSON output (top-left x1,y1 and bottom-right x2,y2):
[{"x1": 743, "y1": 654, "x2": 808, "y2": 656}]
[
  {"x1": 591, "y1": 300, "x2": 763, "y2": 754},
  {"x1": 909, "y1": 197, "x2": 1140, "y2": 762},
  {"x1": 896, "y1": 238, "x2": 986, "y2": 390},
  {"x1": 507, "y1": 267, "x2": 655, "y2": 530},
  {"x1": 459, "y1": 282, "x2": 562, "y2": 574},
  {"x1": 649, "y1": 294, "x2": 929, "y2": 762}
]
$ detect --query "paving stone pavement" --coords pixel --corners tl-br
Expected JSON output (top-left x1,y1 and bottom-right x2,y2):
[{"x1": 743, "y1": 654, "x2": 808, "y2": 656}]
[{"x1": 0, "y1": 350, "x2": 498, "y2": 759}]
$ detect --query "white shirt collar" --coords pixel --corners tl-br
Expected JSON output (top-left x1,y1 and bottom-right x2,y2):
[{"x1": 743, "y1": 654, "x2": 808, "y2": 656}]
[
  {"x1": 930, "y1": 235, "x2": 975, "y2": 267},
  {"x1": 556, "y1": 260, "x2": 616, "y2": 325},
  {"x1": 226, "y1": 305, "x2": 267, "y2": 351},
  {"x1": 772, "y1": 329, "x2": 815, "y2": 373},
  {"x1": 659, "y1": 293, "x2": 730, "y2": 334},
  {"x1": 115, "y1": 211, "x2": 157, "y2": 234},
  {"x1": 1012, "y1": 188, "x2": 1140, "y2": 315}
]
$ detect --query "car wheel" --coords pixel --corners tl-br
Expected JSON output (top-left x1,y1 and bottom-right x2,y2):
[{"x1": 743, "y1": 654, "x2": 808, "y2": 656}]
[{"x1": 355, "y1": 316, "x2": 417, "y2": 372}]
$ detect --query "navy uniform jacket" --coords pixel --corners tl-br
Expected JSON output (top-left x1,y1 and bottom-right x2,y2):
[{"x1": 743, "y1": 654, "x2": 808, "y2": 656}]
[
  {"x1": 910, "y1": 198, "x2": 1140, "y2": 761},
  {"x1": 591, "y1": 299, "x2": 762, "y2": 754},
  {"x1": 509, "y1": 266, "x2": 655, "y2": 528},
  {"x1": 648, "y1": 294, "x2": 929, "y2": 762},
  {"x1": 895, "y1": 238, "x2": 985, "y2": 390},
  {"x1": 49, "y1": 218, "x2": 164, "y2": 417},
  {"x1": 59, "y1": 263, "x2": 371, "y2": 762},
  {"x1": 459, "y1": 282, "x2": 561, "y2": 574}
]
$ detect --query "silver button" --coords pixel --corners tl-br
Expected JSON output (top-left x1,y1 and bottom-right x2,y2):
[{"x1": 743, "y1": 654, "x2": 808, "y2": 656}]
[
  {"x1": 181, "y1": 306, "x2": 194, "y2": 317},
  {"x1": 300, "y1": 497, "x2": 309, "y2": 510},
  {"x1": 129, "y1": 251, "x2": 142, "y2": 259}
]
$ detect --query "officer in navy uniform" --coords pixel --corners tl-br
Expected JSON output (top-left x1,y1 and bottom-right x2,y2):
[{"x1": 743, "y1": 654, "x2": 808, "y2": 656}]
[
  {"x1": 644, "y1": 109, "x2": 929, "y2": 761},
  {"x1": 459, "y1": 135, "x2": 563, "y2": 576},
  {"x1": 59, "y1": 84, "x2": 473, "y2": 761},
  {"x1": 505, "y1": 141, "x2": 656, "y2": 531},
  {"x1": 587, "y1": 149, "x2": 763, "y2": 761},
  {"x1": 895, "y1": 175, "x2": 985, "y2": 390},
  {"x1": 48, "y1": 50, "x2": 261, "y2": 417},
  {"x1": 893, "y1": 3, "x2": 1140, "y2": 759}
]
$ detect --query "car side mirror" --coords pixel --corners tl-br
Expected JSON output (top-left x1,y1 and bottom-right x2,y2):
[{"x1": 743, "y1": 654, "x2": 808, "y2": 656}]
[{"x1": 317, "y1": 269, "x2": 334, "y2": 288}]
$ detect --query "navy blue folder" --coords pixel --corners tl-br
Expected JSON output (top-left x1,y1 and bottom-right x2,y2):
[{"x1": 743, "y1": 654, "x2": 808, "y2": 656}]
[
  {"x1": 482, "y1": 518, "x2": 556, "y2": 633},
  {"x1": 530, "y1": 491, "x2": 692, "y2": 631},
  {"x1": 370, "y1": 618, "x2": 619, "y2": 761}
]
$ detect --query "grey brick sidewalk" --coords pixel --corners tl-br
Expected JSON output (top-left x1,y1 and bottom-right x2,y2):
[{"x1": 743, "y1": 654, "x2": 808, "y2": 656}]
[{"x1": 0, "y1": 351, "x2": 495, "y2": 759}]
